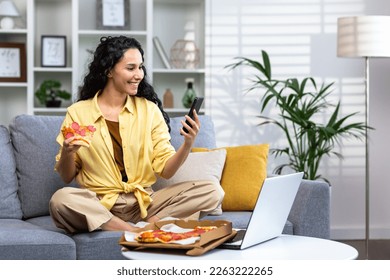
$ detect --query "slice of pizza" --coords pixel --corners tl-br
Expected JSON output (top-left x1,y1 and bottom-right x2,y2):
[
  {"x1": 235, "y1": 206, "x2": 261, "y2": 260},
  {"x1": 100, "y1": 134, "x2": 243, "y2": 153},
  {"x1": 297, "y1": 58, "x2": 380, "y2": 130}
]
[
  {"x1": 182, "y1": 226, "x2": 218, "y2": 238},
  {"x1": 135, "y1": 226, "x2": 217, "y2": 244},
  {"x1": 135, "y1": 230, "x2": 173, "y2": 243},
  {"x1": 62, "y1": 121, "x2": 96, "y2": 148}
]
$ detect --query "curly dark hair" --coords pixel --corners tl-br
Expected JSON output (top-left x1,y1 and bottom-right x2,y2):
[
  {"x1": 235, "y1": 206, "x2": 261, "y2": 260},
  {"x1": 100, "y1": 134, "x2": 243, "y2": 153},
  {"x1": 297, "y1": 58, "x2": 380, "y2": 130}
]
[{"x1": 78, "y1": 36, "x2": 170, "y2": 131}]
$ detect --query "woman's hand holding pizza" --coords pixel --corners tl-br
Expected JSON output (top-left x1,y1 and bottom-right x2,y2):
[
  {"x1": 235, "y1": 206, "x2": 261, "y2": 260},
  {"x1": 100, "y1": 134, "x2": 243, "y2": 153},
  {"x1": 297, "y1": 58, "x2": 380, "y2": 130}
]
[{"x1": 62, "y1": 121, "x2": 96, "y2": 148}]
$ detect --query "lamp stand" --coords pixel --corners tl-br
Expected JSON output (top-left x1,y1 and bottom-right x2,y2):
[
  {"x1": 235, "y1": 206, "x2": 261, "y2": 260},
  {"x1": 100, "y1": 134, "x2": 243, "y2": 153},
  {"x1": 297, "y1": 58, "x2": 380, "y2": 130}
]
[
  {"x1": 337, "y1": 15, "x2": 390, "y2": 260},
  {"x1": 364, "y1": 56, "x2": 370, "y2": 260}
]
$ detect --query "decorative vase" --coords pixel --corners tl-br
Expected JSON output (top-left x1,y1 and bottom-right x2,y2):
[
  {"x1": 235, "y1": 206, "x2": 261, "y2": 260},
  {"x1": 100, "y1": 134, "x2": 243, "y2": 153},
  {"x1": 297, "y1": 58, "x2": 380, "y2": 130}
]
[
  {"x1": 163, "y1": 88, "x2": 174, "y2": 108},
  {"x1": 182, "y1": 79, "x2": 196, "y2": 108}
]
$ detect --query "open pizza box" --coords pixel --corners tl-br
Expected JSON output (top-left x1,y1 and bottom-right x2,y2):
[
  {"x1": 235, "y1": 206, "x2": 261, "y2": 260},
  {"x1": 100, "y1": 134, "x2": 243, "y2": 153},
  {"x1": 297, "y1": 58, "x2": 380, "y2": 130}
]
[{"x1": 119, "y1": 219, "x2": 236, "y2": 256}]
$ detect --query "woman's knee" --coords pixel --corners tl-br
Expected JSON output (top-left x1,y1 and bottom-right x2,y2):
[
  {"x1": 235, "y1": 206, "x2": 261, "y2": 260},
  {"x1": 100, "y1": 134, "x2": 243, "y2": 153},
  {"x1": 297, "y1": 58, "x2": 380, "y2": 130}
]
[
  {"x1": 202, "y1": 181, "x2": 225, "y2": 207},
  {"x1": 49, "y1": 187, "x2": 77, "y2": 211}
]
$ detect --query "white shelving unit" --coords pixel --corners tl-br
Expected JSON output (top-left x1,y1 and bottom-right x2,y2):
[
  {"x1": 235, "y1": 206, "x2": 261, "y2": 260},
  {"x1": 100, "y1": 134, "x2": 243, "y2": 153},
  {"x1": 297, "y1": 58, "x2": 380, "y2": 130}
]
[
  {"x1": 0, "y1": 0, "x2": 207, "y2": 123},
  {"x1": 0, "y1": 0, "x2": 29, "y2": 124},
  {"x1": 27, "y1": 0, "x2": 73, "y2": 115},
  {"x1": 152, "y1": 0, "x2": 206, "y2": 114}
]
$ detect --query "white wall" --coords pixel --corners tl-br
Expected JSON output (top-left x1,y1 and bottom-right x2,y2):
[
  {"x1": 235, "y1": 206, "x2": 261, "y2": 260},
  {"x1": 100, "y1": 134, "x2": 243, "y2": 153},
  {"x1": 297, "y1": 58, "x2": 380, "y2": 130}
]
[{"x1": 206, "y1": 0, "x2": 390, "y2": 239}]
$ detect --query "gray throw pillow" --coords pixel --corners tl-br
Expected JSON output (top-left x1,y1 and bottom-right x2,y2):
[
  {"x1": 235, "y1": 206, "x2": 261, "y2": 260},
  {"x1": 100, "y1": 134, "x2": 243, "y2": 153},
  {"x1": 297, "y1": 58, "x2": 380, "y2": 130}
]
[
  {"x1": 9, "y1": 115, "x2": 75, "y2": 218},
  {"x1": 0, "y1": 125, "x2": 23, "y2": 219}
]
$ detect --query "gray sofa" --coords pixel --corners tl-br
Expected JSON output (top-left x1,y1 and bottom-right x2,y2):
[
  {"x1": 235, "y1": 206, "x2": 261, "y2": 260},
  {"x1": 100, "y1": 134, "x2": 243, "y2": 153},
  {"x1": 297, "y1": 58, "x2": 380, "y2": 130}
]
[{"x1": 0, "y1": 114, "x2": 330, "y2": 260}]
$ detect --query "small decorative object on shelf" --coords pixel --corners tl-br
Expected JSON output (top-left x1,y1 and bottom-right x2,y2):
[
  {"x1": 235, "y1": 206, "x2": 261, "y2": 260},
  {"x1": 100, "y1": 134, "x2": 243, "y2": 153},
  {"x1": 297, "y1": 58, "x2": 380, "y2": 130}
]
[
  {"x1": 0, "y1": 0, "x2": 19, "y2": 30},
  {"x1": 182, "y1": 78, "x2": 196, "y2": 108},
  {"x1": 163, "y1": 88, "x2": 173, "y2": 108},
  {"x1": 153, "y1": 36, "x2": 171, "y2": 69},
  {"x1": 170, "y1": 40, "x2": 200, "y2": 69},
  {"x1": 35, "y1": 79, "x2": 71, "y2": 108},
  {"x1": 170, "y1": 20, "x2": 200, "y2": 69}
]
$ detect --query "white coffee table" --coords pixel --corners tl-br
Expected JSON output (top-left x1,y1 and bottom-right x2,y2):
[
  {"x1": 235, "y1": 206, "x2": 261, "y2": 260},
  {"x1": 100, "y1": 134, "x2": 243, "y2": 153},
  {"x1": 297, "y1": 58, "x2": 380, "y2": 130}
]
[{"x1": 122, "y1": 234, "x2": 358, "y2": 260}]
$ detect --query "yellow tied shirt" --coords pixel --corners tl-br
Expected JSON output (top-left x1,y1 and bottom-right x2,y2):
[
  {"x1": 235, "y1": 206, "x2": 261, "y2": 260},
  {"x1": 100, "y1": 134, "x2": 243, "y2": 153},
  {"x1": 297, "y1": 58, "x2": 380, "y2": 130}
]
[{"x1": 55, "y1": 93, "x2": 176, "y2": 218}]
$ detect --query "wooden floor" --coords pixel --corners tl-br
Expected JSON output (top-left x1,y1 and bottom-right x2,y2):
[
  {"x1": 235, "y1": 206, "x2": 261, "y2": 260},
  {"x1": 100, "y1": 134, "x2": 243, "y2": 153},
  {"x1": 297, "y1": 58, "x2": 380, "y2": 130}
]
[{"x1": 337, "y1": 239, "x2": 390, "y2": 260}]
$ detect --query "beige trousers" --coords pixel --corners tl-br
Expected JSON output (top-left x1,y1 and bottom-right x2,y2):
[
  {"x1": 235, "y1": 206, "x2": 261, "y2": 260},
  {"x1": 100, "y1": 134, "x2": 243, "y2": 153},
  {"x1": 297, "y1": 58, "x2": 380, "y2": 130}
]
[{"x1": 49, "y1": 180, "x2": 222, "y2": 233}]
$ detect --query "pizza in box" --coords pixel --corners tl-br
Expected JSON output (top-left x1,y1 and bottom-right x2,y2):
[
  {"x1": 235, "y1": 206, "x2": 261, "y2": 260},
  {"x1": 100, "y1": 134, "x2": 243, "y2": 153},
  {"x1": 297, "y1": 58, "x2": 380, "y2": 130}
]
[
  {"x1": 119, "y1": 220, "x2": 235, "y2": 256},
  {"x1": 134, "y1": 225, "x2": 218, "y2": 244}
]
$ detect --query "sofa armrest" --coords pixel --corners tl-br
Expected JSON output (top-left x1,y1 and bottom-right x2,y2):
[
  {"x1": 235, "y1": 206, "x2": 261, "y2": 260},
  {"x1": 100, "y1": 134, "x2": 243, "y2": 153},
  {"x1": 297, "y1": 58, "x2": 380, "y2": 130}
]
[{"x1": 288, "y1": 179, "x2": 330, "y2": 239}]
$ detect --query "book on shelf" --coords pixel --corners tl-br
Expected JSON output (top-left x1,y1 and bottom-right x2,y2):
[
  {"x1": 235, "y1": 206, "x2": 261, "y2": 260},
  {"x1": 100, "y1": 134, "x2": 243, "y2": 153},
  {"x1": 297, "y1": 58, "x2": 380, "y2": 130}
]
[{"x1": 153, "y1": 36, "x2": 171, "y2": 69}]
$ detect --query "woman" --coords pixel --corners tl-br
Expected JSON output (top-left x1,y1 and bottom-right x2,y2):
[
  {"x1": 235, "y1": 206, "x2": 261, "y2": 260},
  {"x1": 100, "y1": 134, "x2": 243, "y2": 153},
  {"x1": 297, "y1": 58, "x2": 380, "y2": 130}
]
[{"x1": 49, "y1": 36, "x2": 222, "y2": 233}]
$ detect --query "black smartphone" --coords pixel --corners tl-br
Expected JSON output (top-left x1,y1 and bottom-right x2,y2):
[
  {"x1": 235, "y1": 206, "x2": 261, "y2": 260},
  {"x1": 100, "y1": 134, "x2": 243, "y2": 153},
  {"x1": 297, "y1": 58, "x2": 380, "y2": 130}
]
[{"x1": 183, "y1": 97, "x2": 204, "y2": 133}]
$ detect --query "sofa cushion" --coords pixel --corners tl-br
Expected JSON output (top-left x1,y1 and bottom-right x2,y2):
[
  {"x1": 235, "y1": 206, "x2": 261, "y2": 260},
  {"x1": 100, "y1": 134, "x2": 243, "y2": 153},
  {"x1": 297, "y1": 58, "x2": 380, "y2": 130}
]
[
  {"x1": 0, "y1": 125, "x2": 23, "y2": 219},
  {"x1": 26, "y1": 215, "x2": 67, "y2": 234},
  {"x1": 27, "y1": 216, "x2": 124, "y2": 259},
  {"x1": 193, "y1": 144, "x2": 269, "y2": 211},
  {"x1": 9, "y1": 115, "x2": 77, "y2": 218},
  {"x1": 204, "y1": 211, "x2": 253, "y2": 229},
  {"x1": 26, "y1": 216, "x2": 127, "y2": 259},
  {"x1": 0, "y1": 219, "x2": 76, "y2": 259},
  {"x1": 153, "y1": 149, "x2": 227, "y2": 215},
  {"x1": 71, "y1": 231, "x2": 125, "y2": 260}
]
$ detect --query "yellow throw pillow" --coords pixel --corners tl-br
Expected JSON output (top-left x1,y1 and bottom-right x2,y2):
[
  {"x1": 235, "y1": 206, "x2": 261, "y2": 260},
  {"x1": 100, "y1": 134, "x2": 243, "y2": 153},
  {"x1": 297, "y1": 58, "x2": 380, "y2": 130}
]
[{"x1": 192, "y1": 144, "x2": 269, "y2": 211}]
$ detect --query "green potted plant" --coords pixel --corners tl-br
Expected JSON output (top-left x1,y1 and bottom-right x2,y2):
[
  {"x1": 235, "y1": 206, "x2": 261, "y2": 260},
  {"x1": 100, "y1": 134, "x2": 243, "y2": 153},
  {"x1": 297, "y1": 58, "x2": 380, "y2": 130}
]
[
  {"x1": 35, "y1": 79, "x2": 72, "y2": 107},
  {"x1": 226, "y1": 50, "x2": 369, "y2": 183}
]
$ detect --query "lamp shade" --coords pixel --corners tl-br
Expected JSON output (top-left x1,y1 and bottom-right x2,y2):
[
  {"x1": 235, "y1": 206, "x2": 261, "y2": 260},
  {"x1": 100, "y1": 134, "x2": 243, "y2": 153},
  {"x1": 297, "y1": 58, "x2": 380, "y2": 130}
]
[
  {"x1": 0, "y1": 0, "x2": 19, "y2": 16},
  {"x1": 337, "y1": 16, "x2": 390, "y2": 58}
]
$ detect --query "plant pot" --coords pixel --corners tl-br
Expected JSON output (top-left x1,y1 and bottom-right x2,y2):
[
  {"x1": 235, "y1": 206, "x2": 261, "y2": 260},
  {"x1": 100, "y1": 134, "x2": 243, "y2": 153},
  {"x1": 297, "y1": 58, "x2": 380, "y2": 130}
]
[{"x1": 46, "y1": 100, "x2": 62, "y2": 108}]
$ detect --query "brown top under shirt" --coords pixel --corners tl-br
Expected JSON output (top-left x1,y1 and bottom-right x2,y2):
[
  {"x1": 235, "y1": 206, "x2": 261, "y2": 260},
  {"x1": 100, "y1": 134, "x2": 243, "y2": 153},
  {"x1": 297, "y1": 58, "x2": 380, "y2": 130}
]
[{"x1": 105, "y1": 119, "x2": 127, "y2": 181}]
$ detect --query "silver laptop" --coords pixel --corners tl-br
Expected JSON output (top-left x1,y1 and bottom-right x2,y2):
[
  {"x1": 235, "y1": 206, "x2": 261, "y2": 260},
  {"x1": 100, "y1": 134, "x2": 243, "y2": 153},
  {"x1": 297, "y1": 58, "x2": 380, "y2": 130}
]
[{"x1": 220, "y1": 172, "x2": 304, "y2": 250}]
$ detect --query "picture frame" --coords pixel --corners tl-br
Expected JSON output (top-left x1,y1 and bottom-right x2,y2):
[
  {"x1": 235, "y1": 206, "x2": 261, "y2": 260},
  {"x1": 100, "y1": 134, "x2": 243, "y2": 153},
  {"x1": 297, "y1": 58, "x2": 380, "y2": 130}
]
[
  {"x1": 96, "y1": 0, "x2": 130, "y2": 30},
  {"x1": 0, "y1": 42, "x2": 27, "y2": 82},
  {"x1": 41, "y1": 35, "x2": 67, "y2": 67}
]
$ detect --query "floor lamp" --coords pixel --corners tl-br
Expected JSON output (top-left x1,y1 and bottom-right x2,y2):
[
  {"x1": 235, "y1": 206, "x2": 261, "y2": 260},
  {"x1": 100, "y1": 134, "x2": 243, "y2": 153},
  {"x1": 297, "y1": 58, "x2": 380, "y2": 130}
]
[{"x1": 337, "y1": 15, "x2": 390, "y2": 259}]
